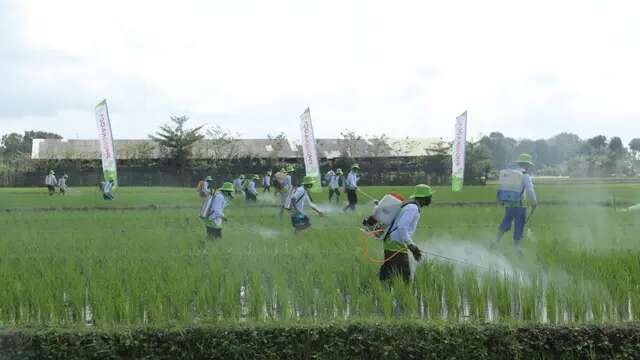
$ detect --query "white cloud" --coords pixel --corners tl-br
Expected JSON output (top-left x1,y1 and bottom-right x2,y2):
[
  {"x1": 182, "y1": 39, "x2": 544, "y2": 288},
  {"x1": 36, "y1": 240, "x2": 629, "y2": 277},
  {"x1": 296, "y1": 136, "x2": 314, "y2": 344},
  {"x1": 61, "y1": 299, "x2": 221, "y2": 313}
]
[{"x1": 1, "y1": 0, "x2": 639, "y2": 143}]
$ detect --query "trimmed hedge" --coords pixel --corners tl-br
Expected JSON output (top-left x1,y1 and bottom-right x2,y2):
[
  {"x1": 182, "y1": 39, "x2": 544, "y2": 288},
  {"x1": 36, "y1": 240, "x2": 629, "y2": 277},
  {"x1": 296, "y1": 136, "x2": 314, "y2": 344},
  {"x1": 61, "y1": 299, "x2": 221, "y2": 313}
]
[{"x1": 1, "y1": 323, "x2": 640, "y2": 359}]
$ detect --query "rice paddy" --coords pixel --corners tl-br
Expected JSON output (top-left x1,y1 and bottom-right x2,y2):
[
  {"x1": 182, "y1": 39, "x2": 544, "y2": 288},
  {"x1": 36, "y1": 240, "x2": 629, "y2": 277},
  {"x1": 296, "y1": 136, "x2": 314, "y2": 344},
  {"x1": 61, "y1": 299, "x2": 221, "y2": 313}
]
[{"x1": 0, "y1": 184, "x2": 639, "y2": 327}]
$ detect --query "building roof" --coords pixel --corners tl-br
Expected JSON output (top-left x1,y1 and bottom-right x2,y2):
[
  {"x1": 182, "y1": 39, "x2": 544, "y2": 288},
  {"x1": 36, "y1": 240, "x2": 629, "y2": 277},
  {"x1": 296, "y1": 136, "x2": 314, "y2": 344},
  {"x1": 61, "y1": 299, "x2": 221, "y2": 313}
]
[{"x1": 31, "y1": 137, "x2": 449, "y2": 160}]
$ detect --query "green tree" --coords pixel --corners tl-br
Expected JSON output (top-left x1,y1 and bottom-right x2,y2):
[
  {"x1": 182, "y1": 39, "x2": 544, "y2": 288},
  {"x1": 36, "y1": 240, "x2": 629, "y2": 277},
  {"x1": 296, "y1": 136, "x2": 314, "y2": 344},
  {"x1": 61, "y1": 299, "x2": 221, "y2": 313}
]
[
  {"x1": 1, "y1": 131, "x2": 62, "y2": 157},
  {"x1": 338, "y1": 129, "x2": 363, "y2": 160},
  {"x1": 629, "y1": 138, "x2": 640, "y2": 160},
  {"x1": 478, "y1": 132, "x2": 516, "y2": 169},
  {"x1": 464, "y1": 142, "x2": 492, "y2": 184},
  {"x1": 608, "y1": 136, "x2": 625, "y2": 157},
  {"x1": 150, "y1": 116, "x2": 204, "y2": 172}
]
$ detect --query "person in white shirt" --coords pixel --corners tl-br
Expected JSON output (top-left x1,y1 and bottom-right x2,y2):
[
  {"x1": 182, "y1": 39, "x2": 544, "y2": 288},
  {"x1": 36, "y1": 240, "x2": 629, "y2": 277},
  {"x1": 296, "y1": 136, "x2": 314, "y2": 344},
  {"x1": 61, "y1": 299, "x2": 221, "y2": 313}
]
[
  {"x1": 44, "y1": 170, "x2": 57, "y2": 196},
  {"x1": 201, "y1": 182, "x2": 234, "y2": 239},
  {"x1": 327, "y1": 168, "x2": 343, "y2": 203},
  {"x1": 279, "y1": 165, "x2": 295, "y2": 218},
  {"x1": 263, "y1": 171, "x2": 272, "y2": 193},
  {"x1": 342, "y1": 164, "x2": 361, "y2": 212},
  {"x1": 197, "y1": 176, "x2": 214, "y2": 200},
  {"x1": 233, "y1": 175, "x2": 245, "y2": 195},
  {"x1": 99, "y1": 177, "x2": 115, "y2": 200},
  {"x1": 58, "y1": 174, "x2": 69, "y2": 195},
  {"x1": 379, "y1": 184, "x2": 433, "y2": 283},
  {"x1": 245, "y1": 175, "x2": 259, "y2": 202},
  {"x1": 289, "y1": 176, "x2": 324, "y2": 232},
  {"x1": 493, "y1": 154, "x2": 538, "y2": 256}
]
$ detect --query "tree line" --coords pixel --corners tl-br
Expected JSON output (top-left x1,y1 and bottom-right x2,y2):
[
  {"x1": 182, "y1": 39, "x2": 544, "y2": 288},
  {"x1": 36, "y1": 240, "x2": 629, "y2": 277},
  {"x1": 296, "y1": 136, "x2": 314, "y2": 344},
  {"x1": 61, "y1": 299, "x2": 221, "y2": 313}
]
[{"x1": 2, "y1": 117, "x2": 639, "y2": 182}]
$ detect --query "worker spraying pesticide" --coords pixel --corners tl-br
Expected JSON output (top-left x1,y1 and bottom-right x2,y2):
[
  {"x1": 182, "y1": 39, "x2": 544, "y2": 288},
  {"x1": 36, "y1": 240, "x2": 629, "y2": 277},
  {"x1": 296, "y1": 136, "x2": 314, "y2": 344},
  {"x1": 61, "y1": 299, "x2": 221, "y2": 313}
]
[
  {"x1": 45, "y1": 170, "x2": 57, "y2": 196},
  {"x1": 492, "y1": 153, "x2": 538, "y2": 256},
  {"x1": 279, "y1": 165, "x2": 295, "y2": 218},
  {"x1": 343, "y1": 164, "x2": 361, "y2": 212},
  {"x1": 233, "y1": 175, "x2": 245, "y2": 195},
  {"x1": 200, "y1": 182, "x2": 234, "y2": 239},
  {"x1": 326, "y1": 168, "x2": 344, "y2": 204},
  {"x1": 58, "y1": 174, "x2": 69, "y2": 195},
  {"x1": 99, "y1": 177, "x2": 116, "y2": 200},
  {"x1": 197, "y1": 176, "x2": 214, "y2": 200},
  {"x1": 289, "y1": 176, "x2": 324, "y2": 232},
  {"x1": 263, "y1": 171, "x2": 272, "y2": 193},
  {"x1": 245, "y1": 175, "x2": 259, "y2": 203},
  {"x1": 373, "y1": 185, "x2": 432, "y2": 283}
]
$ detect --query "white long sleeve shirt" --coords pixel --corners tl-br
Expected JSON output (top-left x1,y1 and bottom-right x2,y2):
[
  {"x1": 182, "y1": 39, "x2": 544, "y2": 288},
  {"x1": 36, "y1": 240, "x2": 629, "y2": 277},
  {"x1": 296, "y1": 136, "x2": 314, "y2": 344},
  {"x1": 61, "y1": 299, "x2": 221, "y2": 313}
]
[
  {"x1": 58, "y1": 177, "x2": 67, "y2": 190},
  {"x1": 521, "y1": 171, "x2": 537, "y2": 207},
  {"x1": 205, "y1": 191, "x2": 228, "y2": 221},
  {"x1": 247, "y1": 180, "x2": 257, "y2": 195},
  {"x1": 263, "y1": 175, "x2": 271, "y2": 187},
  {"x1": 45, "y1": 175, "x2": 57, "y2": 186},
  {"x1": 388, "y1": 203, "x2": 421, "y2": 246},
  {"x1": 326, "y1": 172, "x2": 340, "y2": 189},
  {"x1": 200, "y1": 180, "x2": 211, "y2": 194},
  {"x1": 345, "y1": 171, "x2": 358, "y2": 190},
  {"x1": 290, "y1": 186, "x2": 320, "y2": 215},
  {"x1": 101, "y1": 181, "x2": 114, "y2": 194},
  {"x1": 233, "y1": 178, "x2": 242, "y2": 191},
  {"x1": 282, "y1": 175, "x2": 292, "y2": 190}
]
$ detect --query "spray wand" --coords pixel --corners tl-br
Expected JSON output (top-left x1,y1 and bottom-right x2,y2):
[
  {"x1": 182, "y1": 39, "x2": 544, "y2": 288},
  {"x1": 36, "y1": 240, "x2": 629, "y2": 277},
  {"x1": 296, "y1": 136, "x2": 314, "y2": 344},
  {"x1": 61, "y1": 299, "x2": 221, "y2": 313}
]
[{"x1": 357, "y1": 188, "x2": 378, "y2": 202}]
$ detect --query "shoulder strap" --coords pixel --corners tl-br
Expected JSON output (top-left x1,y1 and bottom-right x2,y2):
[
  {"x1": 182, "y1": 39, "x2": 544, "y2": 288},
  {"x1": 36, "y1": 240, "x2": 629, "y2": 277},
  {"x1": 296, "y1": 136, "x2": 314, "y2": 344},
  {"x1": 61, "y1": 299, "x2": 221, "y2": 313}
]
[{"x1": 383, "y1": 201, "x2": 418, "y2": 241}]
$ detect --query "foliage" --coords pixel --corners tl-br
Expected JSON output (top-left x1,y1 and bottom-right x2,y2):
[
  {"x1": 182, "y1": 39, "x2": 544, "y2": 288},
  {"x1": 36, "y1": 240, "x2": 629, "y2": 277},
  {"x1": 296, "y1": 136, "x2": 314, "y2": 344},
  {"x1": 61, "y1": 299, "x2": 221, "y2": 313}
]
[
  {"x1": 1, "y1": 131, "x2": 62, "y2": 157},
  {"x1": 338, "y1": 129, "x2": 363, "y2": 159},
  {"x1": 2, "y1": 323, "x2": 640, "y2": 359},
  {"x1": 205, "y1": 125, "x2": 240, "y2": 161},
  {"x1": 149, "y1": 116, "x2": 205, "y2": 172}
]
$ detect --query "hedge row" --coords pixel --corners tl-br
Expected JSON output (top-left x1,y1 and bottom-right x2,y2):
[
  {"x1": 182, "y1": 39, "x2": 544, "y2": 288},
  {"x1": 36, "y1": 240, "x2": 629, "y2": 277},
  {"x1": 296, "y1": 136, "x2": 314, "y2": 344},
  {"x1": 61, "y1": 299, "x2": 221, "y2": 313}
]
[{"x1": 2, "y1": 323, "x2": 640, "y2": 359}]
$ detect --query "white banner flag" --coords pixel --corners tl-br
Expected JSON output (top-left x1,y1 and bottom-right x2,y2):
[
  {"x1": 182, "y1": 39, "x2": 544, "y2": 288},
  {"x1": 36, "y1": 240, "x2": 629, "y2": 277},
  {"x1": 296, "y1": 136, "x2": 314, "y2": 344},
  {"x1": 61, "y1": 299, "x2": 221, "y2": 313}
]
[
  {"x1": 452, "y1": 111, "x2": 467, "y2": 192},
  {"x1": 95, "y1": 99, "x2": 118, "y2": 185},
  {"x1": 299, "y1": 107, "x2": 321, "y2": 193}
]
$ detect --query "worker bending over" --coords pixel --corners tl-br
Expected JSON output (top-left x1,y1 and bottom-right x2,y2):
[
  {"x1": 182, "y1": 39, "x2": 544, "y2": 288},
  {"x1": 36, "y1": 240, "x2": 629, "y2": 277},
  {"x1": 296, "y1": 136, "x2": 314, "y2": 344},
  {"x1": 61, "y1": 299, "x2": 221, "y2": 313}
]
[
  {"x1": 289, "y1": 176, "x2": 324, "y2": 232},
  {"x1": 99, "y1": 177, "x2": 115, "y2": 200},
  {"x1": 379, "y1": 184, "x2": 433, "y2": 283}
]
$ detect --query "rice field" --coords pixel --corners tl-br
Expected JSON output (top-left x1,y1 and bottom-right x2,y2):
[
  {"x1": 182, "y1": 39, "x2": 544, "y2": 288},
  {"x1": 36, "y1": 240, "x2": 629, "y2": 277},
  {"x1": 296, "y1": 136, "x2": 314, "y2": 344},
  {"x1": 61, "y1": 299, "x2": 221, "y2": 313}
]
[{"x1": 0, "y1": 184, "x2": 639, "y2": 327}]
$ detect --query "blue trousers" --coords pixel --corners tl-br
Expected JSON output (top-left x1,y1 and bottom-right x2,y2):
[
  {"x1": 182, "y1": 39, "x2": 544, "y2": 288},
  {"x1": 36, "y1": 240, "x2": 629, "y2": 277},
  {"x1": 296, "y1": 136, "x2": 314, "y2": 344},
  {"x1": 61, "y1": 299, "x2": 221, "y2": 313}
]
[{"x1": 499, "y1": 207, "x2": 527, "y2": 242}]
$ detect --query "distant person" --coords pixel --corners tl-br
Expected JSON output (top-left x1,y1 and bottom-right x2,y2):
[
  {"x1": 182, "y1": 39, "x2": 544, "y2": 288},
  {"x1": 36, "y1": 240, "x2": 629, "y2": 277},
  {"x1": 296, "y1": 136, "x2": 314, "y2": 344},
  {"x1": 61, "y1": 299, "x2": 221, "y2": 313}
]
[
  {"x1": 197, "y1": 176, "x2": 214, "y2": 200},
  {"x1": 279, "y1": 165, "x2": 295, "y2": 218},
  {"x1": 262, "y1": 171, "x2": 272, "y2": 193},
  {"x1": 327, "y1": 168, "x2": 343, "y2": 204},
  {"x1": 44, "y1": 170, "x2": 57, "y2": 196},
  {"x1": 233, "y1": 175, "x2": 244, "y2": 195},
  {"x1": 245, "y1": 175, "x2": 259, "y2": 202},
  {"x1": 324, "y1": 169, "x2": 335, "y2": 188},
  {"x1": 289, "y1": 176, "x2": 324, "y2": 232},
  {"x1": 58, "y1": 174, "x2": 69, "y2": 195},
  {"x1": 379, "y1": 184, "x2": 432, "y2": 283},
  {"x1": 343, "y1": 164, "x2": 361, "y2": 212},
  {"x1": 492, "y1": 153, "x2": 538, "y2": 256},
  {"x1": 201, "y1": 182, "x2": 234, "y2": 239},
  {"x1": 99, "y1": 177, "x2": 115, "y2": 200}
]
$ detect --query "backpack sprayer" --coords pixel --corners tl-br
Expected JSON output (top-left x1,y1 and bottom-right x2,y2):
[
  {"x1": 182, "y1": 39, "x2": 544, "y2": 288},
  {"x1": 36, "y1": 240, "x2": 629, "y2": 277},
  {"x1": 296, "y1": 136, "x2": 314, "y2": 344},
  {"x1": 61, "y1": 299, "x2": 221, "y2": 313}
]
[{"x1": 361, "y1": 192, "x2": 405, "y2": 240}]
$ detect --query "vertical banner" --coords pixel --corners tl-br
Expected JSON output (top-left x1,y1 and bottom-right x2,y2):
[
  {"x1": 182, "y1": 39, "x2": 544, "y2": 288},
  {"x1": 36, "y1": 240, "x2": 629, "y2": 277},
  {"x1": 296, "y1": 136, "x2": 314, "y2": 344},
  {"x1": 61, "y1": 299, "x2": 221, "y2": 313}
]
[
  {"x1": 299, "y1": 107, "x2": 322, "y2": 193},
  {"x1": 95, "y1": 99, "x2": 118, "y2": 186},
  {"x1": 451, "y1": 110, "x2": 467, "y2": 192}
]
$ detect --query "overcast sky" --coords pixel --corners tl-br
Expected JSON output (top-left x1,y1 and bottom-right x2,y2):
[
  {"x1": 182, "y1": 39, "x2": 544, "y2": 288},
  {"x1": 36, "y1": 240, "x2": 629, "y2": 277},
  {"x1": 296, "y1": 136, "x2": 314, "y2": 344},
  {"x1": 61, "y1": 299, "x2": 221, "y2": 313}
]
[{"x1": 1, "y1": 0, "x2": 639, "y2": 143}]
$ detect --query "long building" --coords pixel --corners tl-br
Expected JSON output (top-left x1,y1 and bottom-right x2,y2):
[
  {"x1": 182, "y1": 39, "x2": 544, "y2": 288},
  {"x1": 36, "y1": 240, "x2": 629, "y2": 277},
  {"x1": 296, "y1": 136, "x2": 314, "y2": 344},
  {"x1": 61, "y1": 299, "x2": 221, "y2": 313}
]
[{"x1": 31, "y1": 138, "x2": 449, "y2": 160}]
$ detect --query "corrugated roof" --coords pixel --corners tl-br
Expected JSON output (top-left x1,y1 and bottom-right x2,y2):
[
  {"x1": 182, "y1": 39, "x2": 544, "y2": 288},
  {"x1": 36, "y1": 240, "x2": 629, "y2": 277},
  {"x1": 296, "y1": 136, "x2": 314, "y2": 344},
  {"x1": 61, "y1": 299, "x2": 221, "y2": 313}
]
[{"x1": 31, "y1": 138, "x2": 449, "y2": 159}]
